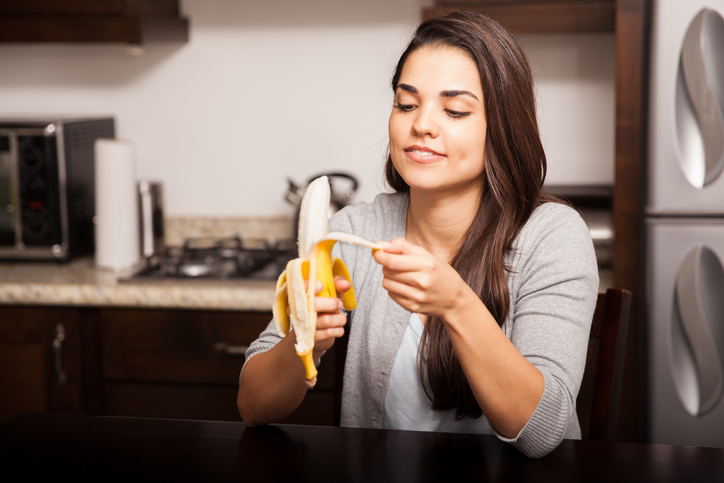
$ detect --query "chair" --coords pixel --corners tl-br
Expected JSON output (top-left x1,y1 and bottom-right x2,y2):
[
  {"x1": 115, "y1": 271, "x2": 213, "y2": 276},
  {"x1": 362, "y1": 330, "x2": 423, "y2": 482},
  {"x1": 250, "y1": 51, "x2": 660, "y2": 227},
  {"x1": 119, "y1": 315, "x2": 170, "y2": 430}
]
[
  {"x1": 333, "y1": 288, "x2": 633, "y2": 439},
  {"x1": 576, "y1": 288, "x2": 632, "y2": 441}
]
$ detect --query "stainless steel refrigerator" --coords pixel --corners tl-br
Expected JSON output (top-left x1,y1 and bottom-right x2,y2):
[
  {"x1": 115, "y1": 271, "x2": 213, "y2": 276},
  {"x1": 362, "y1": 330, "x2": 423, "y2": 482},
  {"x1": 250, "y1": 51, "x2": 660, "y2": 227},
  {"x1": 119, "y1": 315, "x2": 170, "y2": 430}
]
[{"x1": 646, "y1": 0, "x2": 724, "y2": 448}]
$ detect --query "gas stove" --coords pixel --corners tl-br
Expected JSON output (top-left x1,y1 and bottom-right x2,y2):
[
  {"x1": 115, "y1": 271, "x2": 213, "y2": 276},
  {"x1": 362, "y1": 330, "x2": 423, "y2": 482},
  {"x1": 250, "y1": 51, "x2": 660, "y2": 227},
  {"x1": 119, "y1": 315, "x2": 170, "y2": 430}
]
[{"x1": 124, "y1": 236, "x2": 297, "y2": 282}]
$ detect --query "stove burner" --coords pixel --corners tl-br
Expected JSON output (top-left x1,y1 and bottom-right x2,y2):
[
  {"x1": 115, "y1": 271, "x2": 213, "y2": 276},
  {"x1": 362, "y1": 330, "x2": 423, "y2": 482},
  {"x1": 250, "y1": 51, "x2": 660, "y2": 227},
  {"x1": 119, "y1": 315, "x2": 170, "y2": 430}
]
[{"x1": 129, "y1": 236, "x2": 297, "y2": 281}]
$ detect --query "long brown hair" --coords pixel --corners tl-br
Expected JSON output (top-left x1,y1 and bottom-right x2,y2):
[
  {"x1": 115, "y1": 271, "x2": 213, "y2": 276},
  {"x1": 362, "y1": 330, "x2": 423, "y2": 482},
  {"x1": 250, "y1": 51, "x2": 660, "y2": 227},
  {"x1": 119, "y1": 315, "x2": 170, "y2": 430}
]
[{"x1": 386, "y1": 11, "x2": 556, "y2": 419}]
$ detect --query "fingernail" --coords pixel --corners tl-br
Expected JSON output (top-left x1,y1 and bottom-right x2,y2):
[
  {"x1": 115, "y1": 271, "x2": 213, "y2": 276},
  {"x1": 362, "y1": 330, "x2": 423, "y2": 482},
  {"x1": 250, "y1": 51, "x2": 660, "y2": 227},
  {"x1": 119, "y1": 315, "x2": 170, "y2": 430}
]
[
  {"x1": 377, "y1": 241, "x2": 392, "y2": 251},
  {"x1": 338, "y1": 299, "x2": 344, "y2": 311}
]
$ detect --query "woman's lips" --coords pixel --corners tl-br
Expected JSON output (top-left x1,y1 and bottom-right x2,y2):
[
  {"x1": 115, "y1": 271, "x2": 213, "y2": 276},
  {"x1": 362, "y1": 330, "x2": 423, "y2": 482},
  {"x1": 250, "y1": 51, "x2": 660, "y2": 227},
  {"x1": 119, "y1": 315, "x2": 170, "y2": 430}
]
[{"x1": 404, "y1": 146, "x2": 446, "y2": 163}]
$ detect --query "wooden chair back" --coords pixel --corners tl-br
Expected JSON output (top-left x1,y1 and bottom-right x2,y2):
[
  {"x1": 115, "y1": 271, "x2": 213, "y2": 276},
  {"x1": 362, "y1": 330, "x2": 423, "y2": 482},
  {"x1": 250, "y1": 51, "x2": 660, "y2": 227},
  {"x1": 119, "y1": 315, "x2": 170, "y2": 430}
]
[{"x1": 576, "y1": 288, "x2": 632, "y2": 441}]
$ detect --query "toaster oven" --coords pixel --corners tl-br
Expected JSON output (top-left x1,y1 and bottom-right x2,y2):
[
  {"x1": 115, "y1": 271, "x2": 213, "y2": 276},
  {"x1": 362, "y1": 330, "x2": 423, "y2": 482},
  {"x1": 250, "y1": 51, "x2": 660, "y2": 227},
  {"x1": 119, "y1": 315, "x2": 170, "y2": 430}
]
[{"x1": 0, "y1": 117, "x2": 115, "y2": 261}]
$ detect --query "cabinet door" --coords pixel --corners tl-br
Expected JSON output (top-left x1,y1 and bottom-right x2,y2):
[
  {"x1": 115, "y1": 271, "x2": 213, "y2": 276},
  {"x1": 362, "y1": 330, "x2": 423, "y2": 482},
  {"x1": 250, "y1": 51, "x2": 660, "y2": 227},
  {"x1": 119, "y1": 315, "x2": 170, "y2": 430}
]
[
  {"x1": 0, "y1": 1, "x2": 125, "y2": 15},
  {"x1": 99, "y1": 309, "x2": 336, "y2": 425},
  {"x1": 0, "y1": 1, "x2": 188, "y2": 43},
  {"x1": 0, "y1": 307, "x2": 83, "y2": 423}
]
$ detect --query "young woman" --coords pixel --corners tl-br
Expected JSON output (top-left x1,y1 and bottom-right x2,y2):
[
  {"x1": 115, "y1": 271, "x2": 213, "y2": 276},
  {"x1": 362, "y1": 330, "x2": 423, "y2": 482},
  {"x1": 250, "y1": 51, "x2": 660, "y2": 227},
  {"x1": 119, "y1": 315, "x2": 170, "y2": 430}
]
[{"x1": 237, "y1": 11, "x2": 598, "y2": 459}]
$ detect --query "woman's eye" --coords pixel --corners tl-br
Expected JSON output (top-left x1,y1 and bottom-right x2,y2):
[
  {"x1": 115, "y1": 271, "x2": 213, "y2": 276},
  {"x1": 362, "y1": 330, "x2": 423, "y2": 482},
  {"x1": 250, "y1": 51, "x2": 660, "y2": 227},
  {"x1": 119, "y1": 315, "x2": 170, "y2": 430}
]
[
  {"x1": 393, "y1": 103, "x2": 415, "y2": 112},
  {"x1": 445, "y1": 109, "x2": 472, "y2": 119}
]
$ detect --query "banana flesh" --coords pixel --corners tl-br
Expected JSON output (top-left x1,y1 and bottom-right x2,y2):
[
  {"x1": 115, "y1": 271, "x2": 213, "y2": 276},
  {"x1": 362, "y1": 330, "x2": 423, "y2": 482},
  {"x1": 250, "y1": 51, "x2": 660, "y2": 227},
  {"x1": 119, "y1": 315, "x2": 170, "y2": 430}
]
[{"x1": 273, "y1": 176, "x2": 379, "y2": 388}]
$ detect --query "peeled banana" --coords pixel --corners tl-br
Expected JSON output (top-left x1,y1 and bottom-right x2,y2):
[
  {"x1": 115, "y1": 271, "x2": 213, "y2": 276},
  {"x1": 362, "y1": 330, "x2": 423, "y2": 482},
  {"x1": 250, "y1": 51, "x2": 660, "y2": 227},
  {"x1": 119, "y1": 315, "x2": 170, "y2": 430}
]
[{"x1": 273, "y1": 176, "x2": 379, "y2": 387}]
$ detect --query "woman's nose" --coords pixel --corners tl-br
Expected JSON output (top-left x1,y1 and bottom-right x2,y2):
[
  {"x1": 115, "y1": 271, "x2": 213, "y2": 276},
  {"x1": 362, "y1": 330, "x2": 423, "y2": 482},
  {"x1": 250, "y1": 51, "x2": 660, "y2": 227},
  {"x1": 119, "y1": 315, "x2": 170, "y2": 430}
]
[{"x1": 411, "y1": 108, "x2": 439, "y2": 138}]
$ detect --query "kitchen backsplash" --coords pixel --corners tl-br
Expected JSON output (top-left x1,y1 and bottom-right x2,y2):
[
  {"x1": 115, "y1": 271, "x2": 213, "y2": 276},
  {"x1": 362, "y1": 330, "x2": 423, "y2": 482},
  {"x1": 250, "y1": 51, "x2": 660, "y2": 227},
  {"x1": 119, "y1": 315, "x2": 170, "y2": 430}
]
[{"x1": 164, "y1": 216, "x2": 293, "y2": 247}]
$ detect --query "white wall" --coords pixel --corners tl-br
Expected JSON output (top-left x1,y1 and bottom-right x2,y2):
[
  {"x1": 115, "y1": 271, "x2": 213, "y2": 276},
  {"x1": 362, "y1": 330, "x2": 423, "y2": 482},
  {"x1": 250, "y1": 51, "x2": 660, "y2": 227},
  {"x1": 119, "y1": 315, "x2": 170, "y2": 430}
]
[
  {"x1": 519, "y1": 33, "x2": 615, "y2": 187},
  {"x1": 0, "y1": 1, "x2": 614, "y2": 217}
]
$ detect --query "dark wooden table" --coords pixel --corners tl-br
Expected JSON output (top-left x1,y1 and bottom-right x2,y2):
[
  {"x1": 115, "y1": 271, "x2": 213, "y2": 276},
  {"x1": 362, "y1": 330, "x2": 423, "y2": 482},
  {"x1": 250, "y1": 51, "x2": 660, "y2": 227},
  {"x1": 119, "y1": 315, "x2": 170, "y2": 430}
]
[{"x1": 1, "y1": 413, "x2": 723, "y2": 482}]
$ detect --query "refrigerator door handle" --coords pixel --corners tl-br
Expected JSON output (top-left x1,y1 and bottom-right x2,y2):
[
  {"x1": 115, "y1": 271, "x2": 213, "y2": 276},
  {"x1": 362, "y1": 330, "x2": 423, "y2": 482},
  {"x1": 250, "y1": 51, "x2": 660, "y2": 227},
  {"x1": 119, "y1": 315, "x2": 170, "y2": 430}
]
[
  {"x1": 674, "y1": 245, "x2": 724, "y2": 416},
  {"x1": 678, "y1": 8, "x2": 724, "y2": 188}
]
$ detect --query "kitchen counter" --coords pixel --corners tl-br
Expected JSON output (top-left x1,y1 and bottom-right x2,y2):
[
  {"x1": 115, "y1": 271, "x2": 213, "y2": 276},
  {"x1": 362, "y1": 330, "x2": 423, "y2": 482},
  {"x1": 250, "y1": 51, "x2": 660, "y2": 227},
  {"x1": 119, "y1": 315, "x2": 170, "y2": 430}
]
[{"x1": 0, "y1": 257, "x2": 276, "y2": 311}]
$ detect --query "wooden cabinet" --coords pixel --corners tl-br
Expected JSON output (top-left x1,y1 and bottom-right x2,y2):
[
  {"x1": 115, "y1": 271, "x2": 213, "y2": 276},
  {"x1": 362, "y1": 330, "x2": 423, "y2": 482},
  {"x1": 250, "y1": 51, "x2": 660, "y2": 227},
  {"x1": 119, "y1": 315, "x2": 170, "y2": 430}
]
[
  {"x1": 0, "y1": 307, "x2": 86, "y2": 422},
  {"x1": 424, "y1": 0, "x2": 615, "y2": 33},
  {"x1": 97, "y1": 308, "x2": 336, "y2": 425},
  {"x1": 0, "y1": 0, "x2": 188, "y2": 44},
  {"x1": 0, "y1": 306, "x2": 337, "y2": 426}
]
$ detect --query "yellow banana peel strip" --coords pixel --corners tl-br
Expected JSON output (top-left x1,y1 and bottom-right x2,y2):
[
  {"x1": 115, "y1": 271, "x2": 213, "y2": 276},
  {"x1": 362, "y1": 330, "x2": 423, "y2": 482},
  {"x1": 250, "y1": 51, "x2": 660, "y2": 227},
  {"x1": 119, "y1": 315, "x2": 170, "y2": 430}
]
[{"x1": 273, "y1": 232, "x2": 380, "y2": 387}]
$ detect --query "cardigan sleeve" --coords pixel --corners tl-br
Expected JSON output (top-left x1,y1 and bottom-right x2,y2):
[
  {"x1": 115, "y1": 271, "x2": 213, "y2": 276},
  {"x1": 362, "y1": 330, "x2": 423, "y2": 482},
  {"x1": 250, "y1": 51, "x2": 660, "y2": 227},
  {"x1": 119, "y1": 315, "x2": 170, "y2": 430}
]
[
  {"x1": 240, "y1": 318, "x2": 280, "y2": 381},
  {"x1": 494, "y1": 203, "x2": 599, "y2": 458}
]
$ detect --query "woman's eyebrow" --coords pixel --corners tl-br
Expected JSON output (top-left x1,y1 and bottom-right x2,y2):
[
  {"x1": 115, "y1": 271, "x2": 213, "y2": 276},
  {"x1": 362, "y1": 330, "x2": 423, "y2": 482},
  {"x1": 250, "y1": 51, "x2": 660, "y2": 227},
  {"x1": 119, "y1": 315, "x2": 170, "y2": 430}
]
[
  {"x1": 396, "y1": 83, "x2": 417, "y2": 94},
  {"x1": 396, "y1": 84, "x2": 479, "y2": 102},
  {"x1": 440, "y1": 90, "x2": 479, "y2": 101}
]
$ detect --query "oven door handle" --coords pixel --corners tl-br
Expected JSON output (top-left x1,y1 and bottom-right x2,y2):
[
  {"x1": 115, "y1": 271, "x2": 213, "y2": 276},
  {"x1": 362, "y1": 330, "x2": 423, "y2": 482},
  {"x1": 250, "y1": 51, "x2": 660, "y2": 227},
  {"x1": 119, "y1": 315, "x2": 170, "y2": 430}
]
[
  {"x1": 0, "y1": 130, "x2": 23, "y2": 248},
  {"x1": 213, "y1": 342, "x2": 249, "y2": 358}
]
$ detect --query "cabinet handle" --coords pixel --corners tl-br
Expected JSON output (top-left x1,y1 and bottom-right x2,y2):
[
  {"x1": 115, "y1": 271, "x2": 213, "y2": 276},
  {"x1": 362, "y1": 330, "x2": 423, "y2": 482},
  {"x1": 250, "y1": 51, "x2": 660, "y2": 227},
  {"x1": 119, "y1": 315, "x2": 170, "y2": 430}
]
[
  {"x1": 213, "y1": 342, "x2": 249, "y2": 358},
  {"x1": 52, "y1": 323, "x2": 67, "y2": 386}
]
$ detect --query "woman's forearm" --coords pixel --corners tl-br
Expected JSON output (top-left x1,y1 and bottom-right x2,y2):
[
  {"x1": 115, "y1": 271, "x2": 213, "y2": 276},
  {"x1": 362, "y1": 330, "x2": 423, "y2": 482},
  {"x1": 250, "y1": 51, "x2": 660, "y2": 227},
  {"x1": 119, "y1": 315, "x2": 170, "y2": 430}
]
[
  {"x1": 238, "y1": 286, "x2": 349, "y2": 426},
  {"x1": 442, "y1": 285, "x2": 545, "y2": 438},
  {"x1": 236, "y1": 332, "x2": 310, "y2": 426}
]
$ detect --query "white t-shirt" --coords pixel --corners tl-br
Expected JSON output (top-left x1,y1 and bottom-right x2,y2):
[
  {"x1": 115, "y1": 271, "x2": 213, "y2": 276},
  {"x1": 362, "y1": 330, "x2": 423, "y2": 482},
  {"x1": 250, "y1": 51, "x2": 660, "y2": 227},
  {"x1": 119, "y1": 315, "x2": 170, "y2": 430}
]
[{"x1": 382, "y1": 313, "x2": 494, "y2": 434}]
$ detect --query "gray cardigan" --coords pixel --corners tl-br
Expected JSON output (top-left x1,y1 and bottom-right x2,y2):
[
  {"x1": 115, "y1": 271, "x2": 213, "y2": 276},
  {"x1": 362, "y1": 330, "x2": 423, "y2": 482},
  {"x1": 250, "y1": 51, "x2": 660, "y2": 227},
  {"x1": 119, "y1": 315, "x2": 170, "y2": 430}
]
[{"x1": 243, "y1": 192, "x2": 599, "y2": 458}]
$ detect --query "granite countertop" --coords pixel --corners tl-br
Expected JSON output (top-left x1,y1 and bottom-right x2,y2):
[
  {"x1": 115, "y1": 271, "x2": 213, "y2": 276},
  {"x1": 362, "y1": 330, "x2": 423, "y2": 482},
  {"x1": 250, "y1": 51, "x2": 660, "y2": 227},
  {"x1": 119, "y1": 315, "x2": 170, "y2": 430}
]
[
  {"x1": 0, "y1": 257, "x2": 277, "y2": 310},
  {"x1": 0, "y1": 216, "x2": 293, "y2": 311},
  {"x1": 0, "y1": 257, "x2": 277, "y2": 311}
]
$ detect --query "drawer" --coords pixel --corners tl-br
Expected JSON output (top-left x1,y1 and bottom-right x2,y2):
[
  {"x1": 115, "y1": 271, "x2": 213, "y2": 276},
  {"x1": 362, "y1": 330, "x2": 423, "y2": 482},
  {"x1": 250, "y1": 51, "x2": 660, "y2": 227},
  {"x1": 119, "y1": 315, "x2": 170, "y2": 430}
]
[
  {"x1": 100, "y1": 309, "x2": 335, "y2": 390},
  {"x1": 101, "y1": 309, "x2": 270, "y2": 385}
]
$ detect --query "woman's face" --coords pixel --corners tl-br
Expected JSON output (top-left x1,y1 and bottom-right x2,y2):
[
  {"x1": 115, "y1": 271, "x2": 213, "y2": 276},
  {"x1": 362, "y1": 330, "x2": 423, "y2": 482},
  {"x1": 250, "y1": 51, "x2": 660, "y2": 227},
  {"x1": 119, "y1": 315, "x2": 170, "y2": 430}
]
[{"x1": 389, "y1": 45, "x2": 487, "y2": 196}]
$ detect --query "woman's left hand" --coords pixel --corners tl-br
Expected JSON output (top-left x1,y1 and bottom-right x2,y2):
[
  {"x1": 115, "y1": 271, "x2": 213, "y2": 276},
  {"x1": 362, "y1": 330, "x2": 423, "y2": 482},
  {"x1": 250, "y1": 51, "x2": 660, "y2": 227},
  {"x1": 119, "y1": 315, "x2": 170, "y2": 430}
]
[{"x1": 373, "y1": 237, "x2": 469, "y2": 318}]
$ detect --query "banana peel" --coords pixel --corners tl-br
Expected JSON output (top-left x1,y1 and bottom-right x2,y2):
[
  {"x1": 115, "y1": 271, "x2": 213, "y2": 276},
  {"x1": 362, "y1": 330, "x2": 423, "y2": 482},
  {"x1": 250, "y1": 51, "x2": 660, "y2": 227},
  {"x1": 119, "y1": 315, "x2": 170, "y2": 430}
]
[{"x1": 273, "y1": 176, "x2": 379, "y2": 388}]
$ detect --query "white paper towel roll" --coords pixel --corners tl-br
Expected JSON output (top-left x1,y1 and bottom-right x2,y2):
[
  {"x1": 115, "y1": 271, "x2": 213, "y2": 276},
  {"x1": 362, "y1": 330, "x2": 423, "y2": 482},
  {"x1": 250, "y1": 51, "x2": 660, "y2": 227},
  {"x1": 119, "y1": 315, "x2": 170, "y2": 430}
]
[{"x1": 94, "y1": 138, "x2": 139, "y2": 271}]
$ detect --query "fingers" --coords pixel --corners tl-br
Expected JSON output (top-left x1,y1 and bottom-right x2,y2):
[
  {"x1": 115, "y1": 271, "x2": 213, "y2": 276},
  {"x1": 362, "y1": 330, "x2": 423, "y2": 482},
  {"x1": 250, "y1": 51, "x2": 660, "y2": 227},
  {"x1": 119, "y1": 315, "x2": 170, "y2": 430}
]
[
  {"x1": 315, "y1": 295, "x2": 343, "y2": 314},
  {"x1": 287, "y1": 280, "x2": 326, "y2": 316},
  {"x1": 381, "y1": 275, "x2": 420, "y2": 298},
  {"x1": 373, "y1": 238, "x2": 462, "y2": 317},
  {"x1": 300, "y1": 278, "x2": 324, "y2": 292},
  {"x1": 333, "y1": 275, "x2": 352, "y2": 295},
  {"x1": 373, "y1": 240, "x2": 411, "y2": 263},
  {"x1": 377, "y1": 237, "x2": 422, "y2": 254},
  {"x1": 379, "y1": 254, "x2": 435, "y2": 275},
  {"x1": 314, "y1": 311, "x2": 347, "y2": 353},
  {"x1": 288, "y1": 276, "x2": 347, "y2": 319},
  {"x1": 381, "y1": 276, "x2": 426, "y2": 310},
  {"x1": 315, "y1": 311, "x2": 347, "y2": 335},
  {"x1": 376, "y1": 254, "x2": 438, "y2": 290},
  {"x1": 374, "y1": 239, "x2": 434, "y2": 272},
  {"x1": 376, "y1": 239, "x2": 404, "y2": 255},
  {"x1": 382, "y1": 264, "x2": 438, "y2": 290}
]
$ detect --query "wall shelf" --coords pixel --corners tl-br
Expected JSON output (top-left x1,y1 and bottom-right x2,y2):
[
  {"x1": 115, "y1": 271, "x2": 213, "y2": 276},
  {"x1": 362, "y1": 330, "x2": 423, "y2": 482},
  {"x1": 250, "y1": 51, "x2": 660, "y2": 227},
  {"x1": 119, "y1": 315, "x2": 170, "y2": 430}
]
[
  {"x1": 0, "y1": 1, "x2": 188, "y2": 44},
  {"x1": 424, "y1": 1, "x2": 615, "y2": 34}
]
